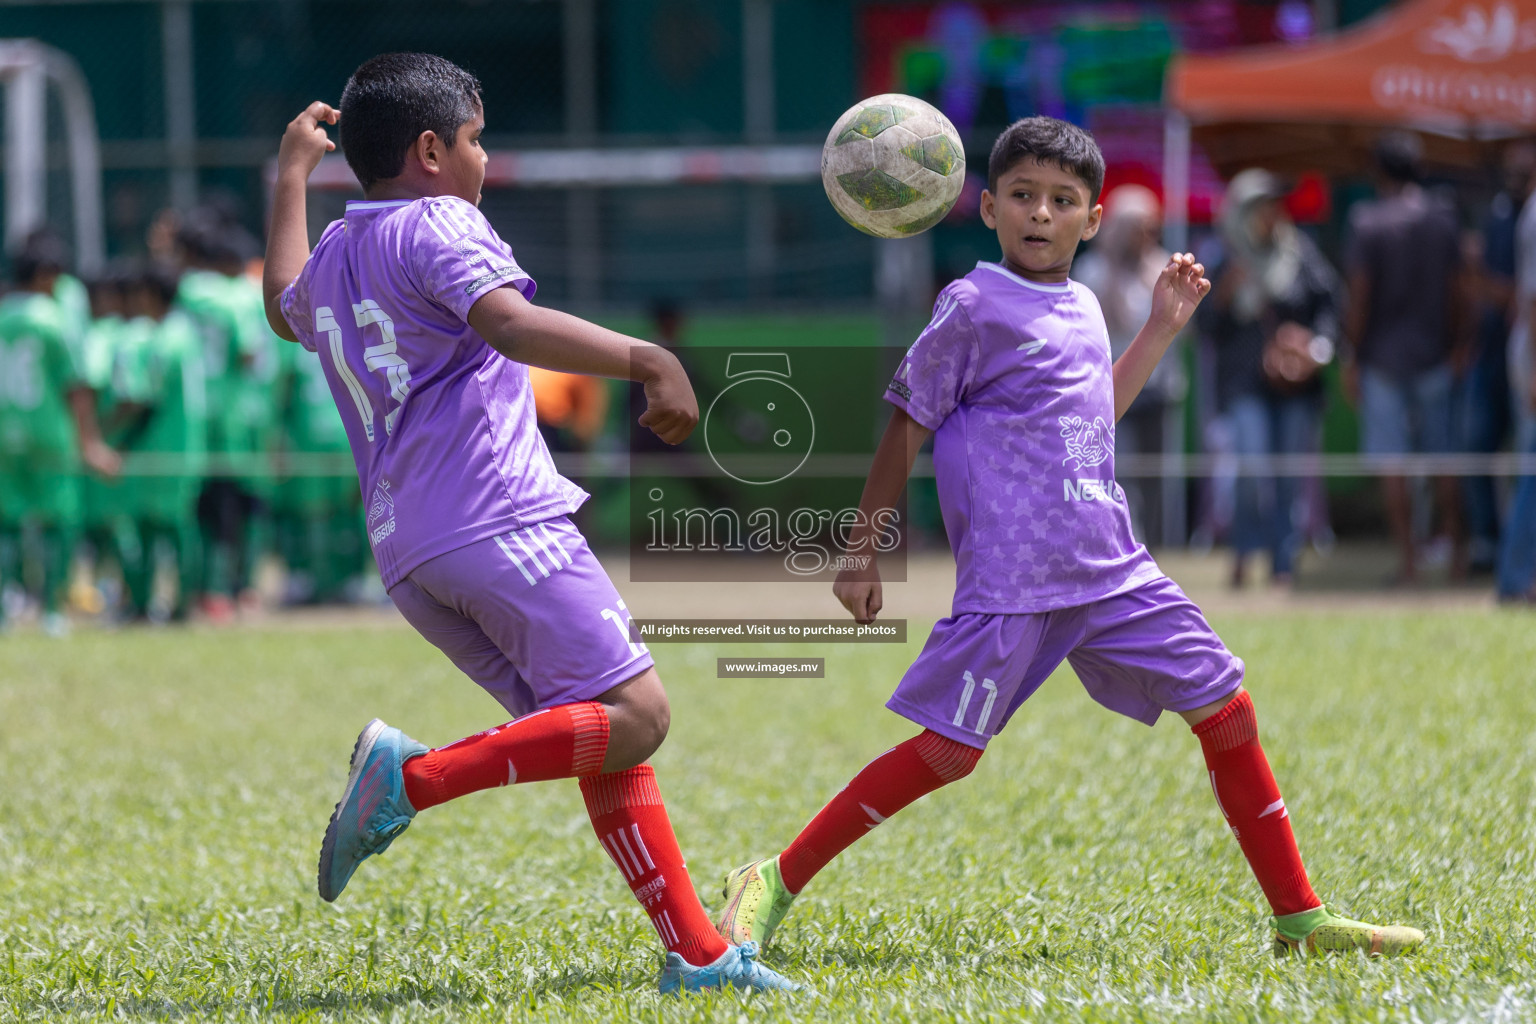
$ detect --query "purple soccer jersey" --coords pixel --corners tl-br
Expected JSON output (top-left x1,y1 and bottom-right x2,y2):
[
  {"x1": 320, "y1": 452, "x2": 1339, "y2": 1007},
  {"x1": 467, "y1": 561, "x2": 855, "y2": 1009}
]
[
  {"x1": 281, "y1": 197, "x2": 587, "y2": 588},
  {"x1": 886, "y1": 261, "x2": 1160, "y2": 613}
]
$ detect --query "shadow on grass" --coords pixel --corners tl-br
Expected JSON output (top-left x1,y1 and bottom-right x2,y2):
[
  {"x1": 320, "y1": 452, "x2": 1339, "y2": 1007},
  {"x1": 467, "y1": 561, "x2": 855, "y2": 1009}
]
[
  {"x1": 769, "y1": 907, "x2": 1067, "y2": 975},
  {"x1": 15, "y1": 966, "x2": 660, "y2": 1019},
  {"x1": 791, "y1": 942, "x2": 1061, "y2": 973}
]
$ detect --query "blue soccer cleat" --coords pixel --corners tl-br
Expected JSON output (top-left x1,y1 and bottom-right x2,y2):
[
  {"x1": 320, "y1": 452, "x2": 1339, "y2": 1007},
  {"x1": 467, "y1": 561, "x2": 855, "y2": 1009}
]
[
  {"x1": 317, "y1": 718, "x2": 428, "y2": 902},
  {"x1": 656, "y1": 941, "x2": 801, "y2": 995}
]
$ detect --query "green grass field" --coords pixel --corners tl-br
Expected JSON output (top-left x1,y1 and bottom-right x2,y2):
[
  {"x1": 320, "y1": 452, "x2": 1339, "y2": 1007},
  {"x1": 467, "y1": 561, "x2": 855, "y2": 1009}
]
[{"x1": 3, "y1": 608, "x2": 1533, "y2": 1022}]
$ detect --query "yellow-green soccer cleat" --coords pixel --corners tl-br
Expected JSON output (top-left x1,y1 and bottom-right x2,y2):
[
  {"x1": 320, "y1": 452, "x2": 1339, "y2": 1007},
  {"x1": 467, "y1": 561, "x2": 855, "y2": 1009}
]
[
  {"x1": 1271, "y1": 906, "x2": 1425, "y2": 958},
  {"x1": 717, "y1": 856, "x2": 796, "y2": 947}
]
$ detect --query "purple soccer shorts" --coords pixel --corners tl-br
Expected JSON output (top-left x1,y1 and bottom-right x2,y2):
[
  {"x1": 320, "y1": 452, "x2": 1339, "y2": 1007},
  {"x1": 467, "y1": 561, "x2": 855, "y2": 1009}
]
[
  {"x1": 388, "y1": 516, "x2": 654, "y2": 718},
  {"x1": 887, "y1": 573, "x2": 1244, "y2": 749}
]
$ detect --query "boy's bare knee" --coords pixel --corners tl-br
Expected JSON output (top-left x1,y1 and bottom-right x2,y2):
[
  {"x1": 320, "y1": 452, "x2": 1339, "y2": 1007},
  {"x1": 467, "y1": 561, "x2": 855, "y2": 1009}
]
[
  {"x1": 1178, "y1": 685, "x2": 1246, "y2": 728},
  {"x1": 622, "y1": 693, "x2": 670, "y2": 757},
  {"x1": 647, "y1": 697, "x2": 671, "y2": 747},
  {"x1": 595, "y1": 667, "x2": 670, "y2": 771}
]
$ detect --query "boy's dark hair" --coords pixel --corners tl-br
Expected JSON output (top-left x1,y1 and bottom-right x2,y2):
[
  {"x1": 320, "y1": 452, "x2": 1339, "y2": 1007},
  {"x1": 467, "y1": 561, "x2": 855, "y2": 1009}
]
[
  {"x1": 176, "y1": 206, "x2": 257, "y2": 272},
  {"x1": 339, "y1": 53, "x2": 483, "y2": 190},
  {"x1": 1374, "y1": 130, "x2": 1423, "y2": 185},
  {"x1": 86, "y1": 259, "x2": 134, "y2": 310},
  {"x1": 10, "y1": 228, "x2": 70, "y2": 286},
  {"x1": 176, "y1": 207, "x2": 225, "y2": 266},
  {"x1": 138, "y1": 261, "x2": 183, "y2": 309},
  {"x1": 987, "y1": 116, "x2": 1105, "y2": 201}
]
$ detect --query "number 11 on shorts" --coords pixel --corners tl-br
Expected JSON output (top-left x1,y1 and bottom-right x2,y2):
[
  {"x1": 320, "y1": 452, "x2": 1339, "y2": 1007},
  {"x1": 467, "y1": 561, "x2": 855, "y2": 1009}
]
[{"x1": 953, "y1": 670, "x2": 998, "y2": 735}]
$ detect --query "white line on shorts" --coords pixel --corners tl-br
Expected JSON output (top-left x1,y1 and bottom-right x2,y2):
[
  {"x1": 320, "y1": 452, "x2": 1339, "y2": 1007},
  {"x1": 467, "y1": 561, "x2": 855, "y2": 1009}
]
[
  {"x1": 528, "y1": 525, "x2": 563, "y2": 571},
  {"x1": 494, "y1": 534, "x2": 538, "y2": 585},
  {"x1": 539, "y1": 522, "x2": 574, "y2": 566},
  {"x1": 512, "y1": 532, "x2": 551, "y2": 577}
]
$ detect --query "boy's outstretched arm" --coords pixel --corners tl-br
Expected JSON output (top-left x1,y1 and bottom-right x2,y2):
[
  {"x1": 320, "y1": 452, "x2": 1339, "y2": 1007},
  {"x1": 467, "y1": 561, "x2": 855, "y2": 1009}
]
[
  {"x1": 467, "y1": 286, "x2": 699, "y2": 444},
  {"x1": 832, "y1": 407, "x2": 934, "y2": 624},
  {"x1": 263, "y1": 101, "x2": 338, "y2": 343},
  {"x1": 1111, "y1": 252, "x2": 1210, "y2": 421}
]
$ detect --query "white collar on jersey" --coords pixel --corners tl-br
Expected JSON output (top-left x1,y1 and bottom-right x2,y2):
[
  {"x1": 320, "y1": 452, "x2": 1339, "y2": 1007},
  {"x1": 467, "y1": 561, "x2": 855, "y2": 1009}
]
[
  {"x1": 976, "y1": 261, "x2": 1074, "y2": 293},
  {"x1": 345, "y1": 199, "x2": 413, "y2": 211}
]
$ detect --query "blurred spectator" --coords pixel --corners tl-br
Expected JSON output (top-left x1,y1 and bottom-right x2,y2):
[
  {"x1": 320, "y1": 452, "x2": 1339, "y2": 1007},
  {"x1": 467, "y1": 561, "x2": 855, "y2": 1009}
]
[
  {"x1": 0, "y1": 230, "x2": 119, "y2": 635},
  {"x1": 629, "y1": 299, "x2": 686, "y2": 457},
  {"x1": 1343, "y1": 131, "x2": 1467, "y2": 583},
  {"x1": 1074, "y1": 184, "x2": 1186, "y2": 546},
  {"x1": 1463, "y1": 143, "x2": 1535, "y2": 572},
  {"x1": 1202, "y1": 169, "x2": 1341, "y2": 588},
  {"x1": 1498, "y1": 148, "x2": 1536, "y2": 603},
  {"x1": 117, "y1": 263, "x2": 208, "y2": 620},
  {"x1": 268, "y1": 253, "x2": 367, "y2": 608},
  {"x1": 176, "y1": 207, "x2": 271, "y2": 618},
  {"x1": 77, "y1": 266, "x2": 135, "y2": 616},
  {"x1": 651, "y1": 298, "x2": 684, "y2": 349},
  {"x1": 531, "y1": 368, "x2": 609, "y2": 453}
]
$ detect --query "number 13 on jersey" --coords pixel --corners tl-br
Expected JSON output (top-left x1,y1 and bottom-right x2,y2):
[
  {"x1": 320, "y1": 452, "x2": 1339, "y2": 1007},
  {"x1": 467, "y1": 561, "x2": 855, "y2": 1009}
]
[{"x1": 315, "y1": 301, "x2": 413, "y2": 442}]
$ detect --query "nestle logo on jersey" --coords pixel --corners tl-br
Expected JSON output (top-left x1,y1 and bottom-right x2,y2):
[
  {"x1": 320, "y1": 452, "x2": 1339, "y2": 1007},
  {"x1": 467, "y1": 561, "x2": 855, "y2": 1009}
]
[
  {"x1": 1059, "y1": 415, "x2": 1113, "y2": 471},
  {"x1": 1063, "y1": 478, "x2": 1125, "y2": 503},
  {"x1": 452, "y1": 239, "x2": 488, "y2": 266},
  {"x1": 368, "y1": 481, "x2": 397, "y2": 546}
]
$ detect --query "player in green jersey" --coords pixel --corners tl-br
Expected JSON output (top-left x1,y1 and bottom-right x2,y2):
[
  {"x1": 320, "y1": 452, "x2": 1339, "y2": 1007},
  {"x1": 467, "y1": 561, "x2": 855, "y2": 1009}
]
[
  {"x1": 77, "y1": 270, "x2": 140, "y2": 618},
  {"x1": 227, "y1": 252, "x2": 284, "y2": 596},
  {"x1": 272, "y1": 300, "x2": 365, "y2": 605},
  {"x1": 0, "y1": 232, "x2": 119, "y2": 633},
  {"x1": 54, "y1": 268, "x2": 92, "y2": 369},
  {"x1": 115, "y1": 265, "x2": 208, "y2": 620},
  {"x1": 176, "y1": 213, "x2": 264, "y2": 617}
]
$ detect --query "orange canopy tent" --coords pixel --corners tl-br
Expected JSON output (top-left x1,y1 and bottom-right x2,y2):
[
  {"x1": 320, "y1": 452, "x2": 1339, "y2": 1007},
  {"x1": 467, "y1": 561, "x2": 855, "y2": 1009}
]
[
  {"x1": 1164, "y1": 0, "x2": 1536, "y2": 178},
  {"x1": 1156, "y1": 0, "x2": 1536, "y2": 247}
]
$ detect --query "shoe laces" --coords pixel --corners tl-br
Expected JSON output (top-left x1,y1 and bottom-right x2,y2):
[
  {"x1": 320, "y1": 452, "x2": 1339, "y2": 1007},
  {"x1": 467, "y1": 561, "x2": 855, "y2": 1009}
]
[
  {"x1": 360, "y1": 811, "x2": 411, "y2": 855},
  {"x1": 734, "y1": 942, "x2": 766, "y2": 977}
]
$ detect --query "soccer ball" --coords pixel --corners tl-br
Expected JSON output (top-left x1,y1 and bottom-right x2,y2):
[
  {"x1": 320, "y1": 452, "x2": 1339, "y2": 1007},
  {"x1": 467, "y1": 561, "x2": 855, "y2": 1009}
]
[{"x1": 821, "y1": 93, "x2": 965, "y2": 239}]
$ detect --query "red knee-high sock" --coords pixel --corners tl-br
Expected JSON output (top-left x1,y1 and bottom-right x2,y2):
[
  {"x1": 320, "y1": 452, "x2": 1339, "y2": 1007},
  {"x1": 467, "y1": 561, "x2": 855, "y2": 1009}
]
[
  {"x1": 581, "y1": 764, "x2": 730, "y2": 966},
  {"x1": 1193, "y1": 690, "x2": 1321, "y2": 917},
  {"x1": 403, "y1": 702, "x2": 609, "y2": 811},
  {"x1": 778, "y1": 730, "x2": 982, "y2": 895}
]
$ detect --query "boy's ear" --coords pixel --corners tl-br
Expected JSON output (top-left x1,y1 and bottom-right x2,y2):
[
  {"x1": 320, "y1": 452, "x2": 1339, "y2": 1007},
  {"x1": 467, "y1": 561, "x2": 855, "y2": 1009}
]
[
  {"x1": 979, "y1": 189, "x2": 996, "y2": 230},
  {"x1": 413, "y1": 130, "x2": 444, "y2": 176},
  {"x1": 1081, "y1": 202, "x2": 1103, "y2": 242}
]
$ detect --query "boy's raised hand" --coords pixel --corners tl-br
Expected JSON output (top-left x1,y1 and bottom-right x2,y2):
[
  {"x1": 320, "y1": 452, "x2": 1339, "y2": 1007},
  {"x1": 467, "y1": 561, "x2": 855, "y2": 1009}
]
[
  {"x1": 1148, "y1": 252, "x2": 1211, "y2": 336},
  {"x1": 278, "y1": 101, "x2": 339, "y2": 180}
]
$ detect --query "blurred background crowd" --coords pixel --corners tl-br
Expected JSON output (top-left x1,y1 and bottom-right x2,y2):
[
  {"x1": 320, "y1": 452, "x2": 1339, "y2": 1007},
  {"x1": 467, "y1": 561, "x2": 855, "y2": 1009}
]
[
  {"x1": 2, "y1": 0, "x2": 1535, "y2": 631},
  {"x1": 2, "y1": 212, "x2": 366, "y2": 630}
]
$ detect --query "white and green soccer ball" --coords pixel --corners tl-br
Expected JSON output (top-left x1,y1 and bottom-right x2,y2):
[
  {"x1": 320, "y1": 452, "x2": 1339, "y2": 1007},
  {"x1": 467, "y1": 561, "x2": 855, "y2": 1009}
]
[{"x1": 821, "y1": 93, "x2": 965, "y2": 239}]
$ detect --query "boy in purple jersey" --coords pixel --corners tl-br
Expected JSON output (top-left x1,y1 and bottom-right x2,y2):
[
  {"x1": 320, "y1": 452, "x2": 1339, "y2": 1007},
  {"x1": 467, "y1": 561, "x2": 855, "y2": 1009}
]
[
  {"x1": 261, "y1": 54, "x2": 794, "y2": 995},
  {"x1": 718, "y1": 117, "x2": 1424, "y2": 960}
]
